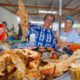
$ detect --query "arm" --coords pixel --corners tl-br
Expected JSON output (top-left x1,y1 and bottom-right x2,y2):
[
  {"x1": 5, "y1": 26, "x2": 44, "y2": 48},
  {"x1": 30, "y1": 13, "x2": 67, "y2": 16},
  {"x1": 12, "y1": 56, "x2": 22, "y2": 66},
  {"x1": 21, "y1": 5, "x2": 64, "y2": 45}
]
[
  {"x1": 68, "y1": 30, "x2": 80, "y2": 44},
  {"x1": 58, "y1": 30, "x2": 80, "y2": 48},
  {"x1": 58, "y1": 41, "x2": 73, "y2": 48},
  {"x1": 52, "y1": 35, "x2": 58, "y2": 49}
]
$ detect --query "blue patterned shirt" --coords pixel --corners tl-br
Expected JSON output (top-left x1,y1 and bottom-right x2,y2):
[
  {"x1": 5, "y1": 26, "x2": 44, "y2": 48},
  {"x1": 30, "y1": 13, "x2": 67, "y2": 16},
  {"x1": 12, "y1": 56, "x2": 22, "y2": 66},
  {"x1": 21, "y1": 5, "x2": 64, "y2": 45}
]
[{"x1": 27, "y1": 24, "x2": 57, "y2": 49}]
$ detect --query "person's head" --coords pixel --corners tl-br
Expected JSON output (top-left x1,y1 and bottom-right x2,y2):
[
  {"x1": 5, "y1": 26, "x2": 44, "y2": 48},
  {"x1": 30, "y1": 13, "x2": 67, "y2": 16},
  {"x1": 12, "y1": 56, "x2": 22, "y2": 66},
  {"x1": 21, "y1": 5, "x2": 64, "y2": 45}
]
[
  {"x1": 64, "y1": 16, "x2": 74, "y2": 29},
  {"x1": 43, "y1": 14, "x2": 55, "y2": 29},
  {"x1": 2, "y1": 21, "x2": 7, "y2": 27}
]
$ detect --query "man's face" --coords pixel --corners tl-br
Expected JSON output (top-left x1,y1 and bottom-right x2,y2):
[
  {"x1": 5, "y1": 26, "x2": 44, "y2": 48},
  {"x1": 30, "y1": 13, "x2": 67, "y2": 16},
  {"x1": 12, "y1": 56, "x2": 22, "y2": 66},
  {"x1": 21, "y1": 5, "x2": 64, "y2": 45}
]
[
  {"x1": 65, "y1": 19, "x2": 73, "y2": 29},
  {"x1": 44, "y1": 15, "x2": 54, "y2": 29}
]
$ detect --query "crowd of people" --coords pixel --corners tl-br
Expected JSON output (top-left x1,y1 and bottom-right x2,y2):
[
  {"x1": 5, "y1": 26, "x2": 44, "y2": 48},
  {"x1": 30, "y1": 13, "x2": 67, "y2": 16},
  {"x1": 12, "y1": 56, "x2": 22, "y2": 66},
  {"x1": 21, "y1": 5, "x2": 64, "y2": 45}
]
[{"x1": 0, "y1": 14, "x2": 80, "y2": 51}]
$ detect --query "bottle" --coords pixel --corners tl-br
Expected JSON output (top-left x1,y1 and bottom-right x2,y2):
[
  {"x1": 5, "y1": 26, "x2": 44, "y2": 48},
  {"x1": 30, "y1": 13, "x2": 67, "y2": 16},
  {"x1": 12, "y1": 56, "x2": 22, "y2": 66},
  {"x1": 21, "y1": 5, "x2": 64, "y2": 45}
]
[{"x1": 29, "y1": 34, "x2": 36, "y2": 48}]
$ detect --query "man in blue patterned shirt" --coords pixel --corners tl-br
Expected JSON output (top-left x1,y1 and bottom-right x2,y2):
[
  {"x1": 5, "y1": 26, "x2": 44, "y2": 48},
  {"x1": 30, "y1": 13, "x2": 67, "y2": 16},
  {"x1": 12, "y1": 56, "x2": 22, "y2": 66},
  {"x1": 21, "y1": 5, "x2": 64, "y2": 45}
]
[{"x1": 27, "y1": 14, "x2": 57, "y2": 49}]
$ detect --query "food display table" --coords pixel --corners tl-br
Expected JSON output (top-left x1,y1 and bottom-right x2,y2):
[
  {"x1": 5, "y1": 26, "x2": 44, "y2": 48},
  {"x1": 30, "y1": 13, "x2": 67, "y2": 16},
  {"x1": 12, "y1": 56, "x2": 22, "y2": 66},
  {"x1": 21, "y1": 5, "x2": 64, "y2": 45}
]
[{"x1": 0, "y1": 41, "x2": 80, "y2": 80}]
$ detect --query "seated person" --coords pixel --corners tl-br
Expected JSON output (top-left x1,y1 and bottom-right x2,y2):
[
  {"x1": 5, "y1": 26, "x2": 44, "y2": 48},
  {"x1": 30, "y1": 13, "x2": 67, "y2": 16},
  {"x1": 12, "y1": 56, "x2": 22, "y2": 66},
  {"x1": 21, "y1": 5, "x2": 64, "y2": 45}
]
[
  {"x1": 27, "y1": 14, "x2": 57, "y2": 49},
  {"x1": 0, "y1": 24, "x2": 8, "y2": 42},
  {"x1": 59, "y1": 16, "x2": 80, "y2": 49}
]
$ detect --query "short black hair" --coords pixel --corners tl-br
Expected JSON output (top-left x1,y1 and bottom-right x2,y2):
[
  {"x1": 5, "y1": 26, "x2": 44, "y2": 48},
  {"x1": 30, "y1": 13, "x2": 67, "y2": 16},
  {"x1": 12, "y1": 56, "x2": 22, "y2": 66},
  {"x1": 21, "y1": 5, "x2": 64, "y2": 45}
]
[
  {"x1": 2, "y1": 21, "x2": 7, "y2": 26},
  {"x1": 44, "y1": 14, "x2": 55, "y2": 22}
]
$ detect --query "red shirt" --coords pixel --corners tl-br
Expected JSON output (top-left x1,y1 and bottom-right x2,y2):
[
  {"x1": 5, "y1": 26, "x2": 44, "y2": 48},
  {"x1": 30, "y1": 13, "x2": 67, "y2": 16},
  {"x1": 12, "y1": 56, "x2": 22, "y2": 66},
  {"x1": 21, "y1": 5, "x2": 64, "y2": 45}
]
[{"x1": 0, "y1": 32, "x2": 7, "y2": 41}]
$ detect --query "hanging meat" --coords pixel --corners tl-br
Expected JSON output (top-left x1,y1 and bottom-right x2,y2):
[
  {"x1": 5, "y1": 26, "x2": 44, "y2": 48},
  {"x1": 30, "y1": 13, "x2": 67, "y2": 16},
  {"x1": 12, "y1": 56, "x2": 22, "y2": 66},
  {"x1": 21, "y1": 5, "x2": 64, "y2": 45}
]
[{"x1": 18, "y1": 0, "x2": 29, "y2": 41}]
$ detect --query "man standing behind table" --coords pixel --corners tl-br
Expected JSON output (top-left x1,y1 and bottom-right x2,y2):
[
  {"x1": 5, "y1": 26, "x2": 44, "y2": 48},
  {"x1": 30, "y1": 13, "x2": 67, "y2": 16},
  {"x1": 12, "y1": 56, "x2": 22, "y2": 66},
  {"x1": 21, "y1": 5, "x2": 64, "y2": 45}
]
[{"x1": 27, "y1": 14, "x2": 57, "y2": 49}]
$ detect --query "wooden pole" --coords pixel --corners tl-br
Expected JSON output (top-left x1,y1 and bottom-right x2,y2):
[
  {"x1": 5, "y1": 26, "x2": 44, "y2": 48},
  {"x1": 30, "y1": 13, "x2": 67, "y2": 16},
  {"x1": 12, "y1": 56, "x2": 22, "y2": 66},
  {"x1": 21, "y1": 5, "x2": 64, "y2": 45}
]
[
  {"x1": 59, "y1": 0, "x2": 62, "y2": 35},
  {"x1": 0, "y1": 3, "x2": 80, "y2": 11}
]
